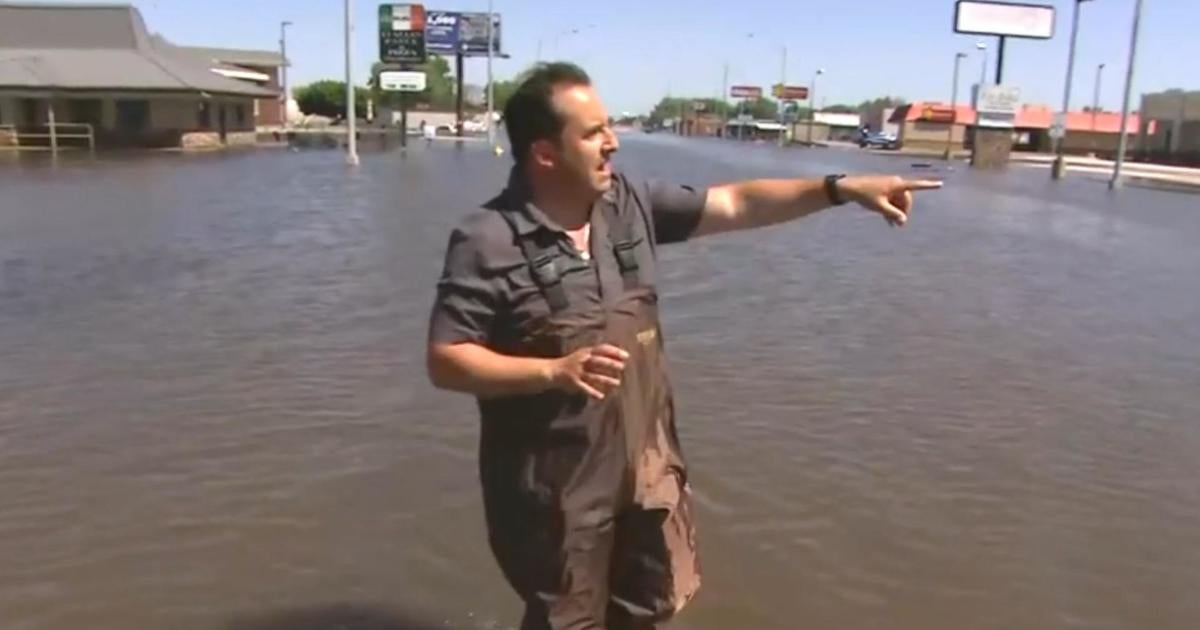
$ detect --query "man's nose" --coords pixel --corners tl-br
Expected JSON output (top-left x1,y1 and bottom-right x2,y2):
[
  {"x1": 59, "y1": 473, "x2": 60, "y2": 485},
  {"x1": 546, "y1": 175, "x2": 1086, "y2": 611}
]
[{"x1": 604, "y1": 128, "x2": 619, "y2": 153}]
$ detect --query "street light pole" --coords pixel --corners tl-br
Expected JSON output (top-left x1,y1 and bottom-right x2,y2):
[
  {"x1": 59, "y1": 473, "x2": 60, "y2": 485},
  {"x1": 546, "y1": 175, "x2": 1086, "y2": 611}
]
[
  {"x1": 1110, "y1": 0, "x2": 1144, "y2": 190},
  {"x1": 1053, "y1": 0, "x2": 1090, "y2": 180},
  {"x1": 721, "y1": 62, "x2": 729, "y2": 139},
  {"x1": 1092, "y1": 62, "x2": 1106, "y2": 131},
  {"x1": 946, "y1": 52, "x2": 966, "y2": 160},
  {"x1": 280, "y1": 20, "x2": 291, "y2": 129},
  {"x1": 807, "y1": 69, "x2": 823, "y2": 145},
  {"x1": 778, "y1": 45, "x2": 787, "y2": 147},
  {"x1": 977, "y1": 42, "x2": 988, "y2": 87},
  {"x1": 343, "y1": 0, "x2": 358, "y2": 165},
  {"x1": 486, "y1": 0, "x2": 497, "y2": 153}
]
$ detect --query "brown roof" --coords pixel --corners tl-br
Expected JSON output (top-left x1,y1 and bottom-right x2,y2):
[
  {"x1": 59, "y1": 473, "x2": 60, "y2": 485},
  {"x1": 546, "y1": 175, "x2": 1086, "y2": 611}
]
[{"x1": 0, "y1": 3, "x2": 276, "y2": 97}]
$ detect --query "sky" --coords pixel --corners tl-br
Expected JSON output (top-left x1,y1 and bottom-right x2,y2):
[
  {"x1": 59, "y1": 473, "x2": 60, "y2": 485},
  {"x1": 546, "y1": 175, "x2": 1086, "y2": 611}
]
[{"x1": 48, "y1": 0, "x2": 1200, "y2": 115}]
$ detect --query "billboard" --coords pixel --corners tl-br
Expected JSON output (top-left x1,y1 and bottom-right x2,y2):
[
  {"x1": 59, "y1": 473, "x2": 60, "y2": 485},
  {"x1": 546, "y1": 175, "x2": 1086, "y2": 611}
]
[
  {"x1": 772, "y1": 85, "x2": 810, "y2": 100},
  {"x1": 379, "y1": 4, "x2": 427, "y2": 64},
  {"x1": 730, "y1": 85, "x2": 762, "y2": 99},
  {"x1": 954, "y1": 1, "x2": 1055, "y2": 39},
  {"x1": 426, "y1": 11, "x2": 502, "y2": 56}
]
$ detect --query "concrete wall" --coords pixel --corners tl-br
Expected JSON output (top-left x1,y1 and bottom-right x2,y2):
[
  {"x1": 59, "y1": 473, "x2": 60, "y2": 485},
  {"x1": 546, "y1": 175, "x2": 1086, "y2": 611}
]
[{"x1": 971, "y1": 128, "x2": 1013, "y2": 169}]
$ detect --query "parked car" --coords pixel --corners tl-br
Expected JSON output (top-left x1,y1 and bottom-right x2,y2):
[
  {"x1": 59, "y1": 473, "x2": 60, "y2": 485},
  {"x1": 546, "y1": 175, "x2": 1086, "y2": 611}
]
[{"x1": 859, "y1": 131, "x2": 899, "y2": 150}]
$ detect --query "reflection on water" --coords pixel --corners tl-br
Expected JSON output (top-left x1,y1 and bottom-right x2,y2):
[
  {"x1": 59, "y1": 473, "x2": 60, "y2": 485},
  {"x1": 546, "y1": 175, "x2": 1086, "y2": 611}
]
[{"x1": 1, "y1": 137, "x2": 1199, "y2": 630}]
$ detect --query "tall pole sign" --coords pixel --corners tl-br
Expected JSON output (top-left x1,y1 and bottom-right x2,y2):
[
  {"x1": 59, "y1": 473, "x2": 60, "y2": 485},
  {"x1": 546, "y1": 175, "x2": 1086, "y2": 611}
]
[{"x1": 379, "y1": 4, "x2": 427, "y2": 64}]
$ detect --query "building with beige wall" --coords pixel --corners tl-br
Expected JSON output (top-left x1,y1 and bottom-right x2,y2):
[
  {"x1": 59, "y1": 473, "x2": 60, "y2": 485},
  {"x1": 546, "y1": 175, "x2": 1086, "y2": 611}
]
[
  {"x1": 1138, "y1": 90, "x2": 1200, "y2": 162},
  {"x1": 0, "y1": 3, "x2": 276, "y2": 151},
  {"x1": 889, "y1": 102, "x2": 1146, "y2": 156}
]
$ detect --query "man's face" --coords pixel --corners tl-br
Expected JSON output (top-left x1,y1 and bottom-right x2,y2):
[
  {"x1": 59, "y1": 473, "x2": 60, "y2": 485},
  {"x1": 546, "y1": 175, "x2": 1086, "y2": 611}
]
[{"x1": 535, "y1": 84, "x2": 619, "y2": 196}]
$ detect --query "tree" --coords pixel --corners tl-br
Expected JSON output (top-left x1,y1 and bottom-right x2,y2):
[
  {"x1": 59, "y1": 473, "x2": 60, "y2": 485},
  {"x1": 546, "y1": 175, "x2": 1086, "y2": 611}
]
[
  {"x1": 647, "y1": 97, "x2": 738, "y2": 127},
  {"x1": 856, "y1": 96, "x2": 906, "y2": 114},
  {"x1": 745, "y1": 97, "x2": 779, "y2": 120},
  {"x1": 295, "y1": 80, "x2": 369, "y2": 119},
  {"x1": 824, "y1": 103, "x2": 858, "y2": 114}
]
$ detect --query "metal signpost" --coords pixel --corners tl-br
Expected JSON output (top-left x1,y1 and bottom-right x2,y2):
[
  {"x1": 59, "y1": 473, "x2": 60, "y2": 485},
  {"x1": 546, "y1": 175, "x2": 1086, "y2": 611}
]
[
  {"x1": 378, "y1": 4, "x2": 427, "y2": 150},
  {"x1": 953, "y1": 1, "x2": 1054, "y2": 169},
  {"x1": 378, "y1": 70, "x2": 426, "y2": 148}
]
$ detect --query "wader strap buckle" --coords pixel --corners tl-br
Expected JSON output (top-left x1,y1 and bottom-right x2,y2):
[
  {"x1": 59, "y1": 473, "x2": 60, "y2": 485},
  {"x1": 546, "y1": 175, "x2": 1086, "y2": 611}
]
[
  {"x1": 497, "y1": 206, "x2": 572, "y2": 313},
  {"x1": 612, "y1": 239, "x2": 640, "y2": 291}
]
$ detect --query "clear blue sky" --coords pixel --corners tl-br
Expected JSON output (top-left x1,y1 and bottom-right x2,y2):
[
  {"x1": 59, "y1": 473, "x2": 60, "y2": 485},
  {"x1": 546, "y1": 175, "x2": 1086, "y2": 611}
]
[{"x1": 61, "y1": 0, "x2": 1200, "y2": 114}]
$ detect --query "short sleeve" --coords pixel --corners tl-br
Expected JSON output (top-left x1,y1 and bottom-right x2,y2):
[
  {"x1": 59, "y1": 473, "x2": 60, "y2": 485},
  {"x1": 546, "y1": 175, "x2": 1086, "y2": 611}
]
[
  {"x1": 644, "y1": 179, "x2": 707, "y2": 245},
  {"x1": 428, "y1": 223, "x2": 500, "y2": 346}
]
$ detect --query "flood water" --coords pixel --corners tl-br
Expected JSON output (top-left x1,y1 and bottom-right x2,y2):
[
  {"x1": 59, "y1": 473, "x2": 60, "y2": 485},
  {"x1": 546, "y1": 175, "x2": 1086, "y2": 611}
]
[{"x1": 2, "y1": 136, "x2": 1199, "y2": 630}]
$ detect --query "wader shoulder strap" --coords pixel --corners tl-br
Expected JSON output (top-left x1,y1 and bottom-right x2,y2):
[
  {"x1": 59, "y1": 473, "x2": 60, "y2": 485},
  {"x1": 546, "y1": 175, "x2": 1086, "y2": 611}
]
[
  {"x1": 603, "y1": 202, "x2": 641, "y2": 292},
  {"x1": 496, "y1": 208, "x2": 570, "y2": 312}
]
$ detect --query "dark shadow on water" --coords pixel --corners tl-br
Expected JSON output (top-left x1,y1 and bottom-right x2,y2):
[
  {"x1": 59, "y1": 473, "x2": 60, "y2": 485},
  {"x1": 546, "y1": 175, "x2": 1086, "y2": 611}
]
[{"x1": 226, "y1": 604, "x2": 451, "y2": 630}]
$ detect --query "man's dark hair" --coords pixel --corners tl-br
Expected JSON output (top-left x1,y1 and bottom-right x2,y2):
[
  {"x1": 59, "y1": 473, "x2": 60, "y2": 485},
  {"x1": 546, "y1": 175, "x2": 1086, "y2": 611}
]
[{"x1": 503, "y1": 62, "x2": 592, "y2": 164}]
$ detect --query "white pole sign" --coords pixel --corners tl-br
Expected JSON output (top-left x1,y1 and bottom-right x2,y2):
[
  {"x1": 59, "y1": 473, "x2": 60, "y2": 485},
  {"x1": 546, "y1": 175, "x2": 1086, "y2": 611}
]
[{"x1": 379, "y1": 70, "x2": 427, "y2": 92}]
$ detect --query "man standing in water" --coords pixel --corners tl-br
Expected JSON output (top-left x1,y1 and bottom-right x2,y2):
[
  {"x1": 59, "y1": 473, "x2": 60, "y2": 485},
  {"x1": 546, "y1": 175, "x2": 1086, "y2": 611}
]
[{"x1": 426, "y1": 63, "x2": 942, "y2": 629}]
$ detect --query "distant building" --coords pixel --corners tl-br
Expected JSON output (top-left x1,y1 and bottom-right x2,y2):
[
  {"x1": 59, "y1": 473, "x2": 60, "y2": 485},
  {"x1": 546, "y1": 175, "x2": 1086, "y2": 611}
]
[
  {"x1": 812, "y1": 112, "x2": 862, "y2": 142},
  {"x1": 0, "y1": 3, "x2": 278, "y2": 151},
  {"x1": 724, "y1": 120, "x2": 787, "y2": 142},
  {"x1": 169, "y1": 43, "x2": 288, "y2": 128},
  {"x1": 889, "y1": 102, "x2": 1147, "y2": 155},
  {"x1": 679, "y1": 112, "x2": 725, "y2": 137},
  {"x1": 1138, "y1": 90, "x2": 1200, "y2": 162}
]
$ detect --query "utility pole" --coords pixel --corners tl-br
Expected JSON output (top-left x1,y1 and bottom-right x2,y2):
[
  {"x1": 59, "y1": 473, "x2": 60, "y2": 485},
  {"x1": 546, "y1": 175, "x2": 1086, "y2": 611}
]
[
  {"x1": 1092, "y1": 62, "x2": 1106, "y2": 131},
  {"x1": 280, "y1": 20, "x2": 291, "y2": 129},
  {"x1": 1110, "y1": 0, "x2": 1144, "y2": 190},
  {"x1": 946, "y1": 52, "x2": 966, "y2": 160},
  {"x1": 1053, "y1": 0, "x2": 1091, "y2": 180},
  {"x1": 343, "y1": 0, "x2": 358, "y2": 165}
]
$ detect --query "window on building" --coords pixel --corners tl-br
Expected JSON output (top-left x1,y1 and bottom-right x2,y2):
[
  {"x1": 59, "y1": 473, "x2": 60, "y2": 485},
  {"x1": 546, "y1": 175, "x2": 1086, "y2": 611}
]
[
  {"x1": 235, "y1": 104, "x2": 246, "y2": 127},
  {"x1": 67, "y1": 99, "x2": 103, "y2": 129},
  {"x1": 197, "y1": 101, "x2": 211, "y2": 130},
  {"x1": 115, "y1": 100, "x2": 149, "y2": 132},
  {"x1": 20, "y1": 98, "x2": 40, "y2": 126}
]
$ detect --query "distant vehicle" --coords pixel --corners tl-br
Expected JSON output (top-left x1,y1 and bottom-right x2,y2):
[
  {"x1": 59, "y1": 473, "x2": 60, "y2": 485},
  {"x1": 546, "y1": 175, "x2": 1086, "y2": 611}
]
[
  {"x1": 461, "y1": 119, "x2": 488, "y2": 134},
  {"x1": 859, "y1": 131, "x2": 899, "y2": 150}
]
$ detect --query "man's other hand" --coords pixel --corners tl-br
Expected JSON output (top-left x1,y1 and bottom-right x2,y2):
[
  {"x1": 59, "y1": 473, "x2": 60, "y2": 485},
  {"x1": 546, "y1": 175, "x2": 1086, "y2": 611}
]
[
  {"x1": 551, "y1": 344, "x2": 630, "y2": 400},
  {"x1": 840, "y1": 176, "x2": 943, "y2": 227}
]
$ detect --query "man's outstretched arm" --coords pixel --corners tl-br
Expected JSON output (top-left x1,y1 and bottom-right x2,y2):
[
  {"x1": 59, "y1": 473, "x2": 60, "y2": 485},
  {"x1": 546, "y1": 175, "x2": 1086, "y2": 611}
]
[{"x1": 693, "y1": 175, "x2": 943, "y2": 237}]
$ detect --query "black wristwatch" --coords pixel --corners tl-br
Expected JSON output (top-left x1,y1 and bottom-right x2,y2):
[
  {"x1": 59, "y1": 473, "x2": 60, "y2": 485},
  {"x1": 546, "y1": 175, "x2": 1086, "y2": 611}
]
[{"x1": 824, "y1": 174, "x2": 848, "y2": 206}]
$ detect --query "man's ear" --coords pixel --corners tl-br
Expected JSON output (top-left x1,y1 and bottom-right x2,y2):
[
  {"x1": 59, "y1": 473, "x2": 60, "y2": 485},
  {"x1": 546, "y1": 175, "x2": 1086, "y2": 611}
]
[{"x1": 530, "y1": 138, "x2": 556, "y2": 169}]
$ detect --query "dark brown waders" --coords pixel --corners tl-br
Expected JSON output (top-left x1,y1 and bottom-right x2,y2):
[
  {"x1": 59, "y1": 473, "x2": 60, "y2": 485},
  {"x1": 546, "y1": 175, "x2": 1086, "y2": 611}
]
[{"x1": 479, "y1": 197, "x2": 700, "y2": 630}]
